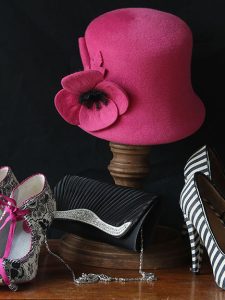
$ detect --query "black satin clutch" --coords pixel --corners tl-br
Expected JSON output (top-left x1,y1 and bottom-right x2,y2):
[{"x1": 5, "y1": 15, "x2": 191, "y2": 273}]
[{"x1": 53, "y1": 175, "x2": 161, "y2": 251}]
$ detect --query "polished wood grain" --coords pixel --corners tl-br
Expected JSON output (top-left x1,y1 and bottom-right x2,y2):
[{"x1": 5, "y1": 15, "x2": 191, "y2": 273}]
[
  {"x1": 0, "y1": 240, "x2": 222, "y2": 300},
  {"x1": 60, "y1": 226, "x2": 190, "y2": 269},
  {"x1": 108, "y1": 142, "x2": 151, "y2": 188}
]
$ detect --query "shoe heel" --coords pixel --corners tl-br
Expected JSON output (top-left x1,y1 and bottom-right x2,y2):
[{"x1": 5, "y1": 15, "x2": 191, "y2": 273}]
[{"x1": 184, "y1": 214, "x2": 204, "y2": 273}]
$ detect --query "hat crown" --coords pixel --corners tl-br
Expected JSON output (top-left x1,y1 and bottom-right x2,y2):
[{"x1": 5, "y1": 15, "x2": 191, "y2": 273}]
[
  {"x1": 84, "y1": 8, "x2": 193, "y2": 97},
  {"x1": 86, "y1": 8, "x2": 192, "y2": 52}
]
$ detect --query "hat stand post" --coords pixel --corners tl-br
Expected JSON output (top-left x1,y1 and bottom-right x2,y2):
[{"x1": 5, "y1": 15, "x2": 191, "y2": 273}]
[
  {"x1": 108, "y1": 142, "x2": 151, "y2": 188},
  {"x1": 59, "y1": 142, "x2": 189, "y2": 270}
]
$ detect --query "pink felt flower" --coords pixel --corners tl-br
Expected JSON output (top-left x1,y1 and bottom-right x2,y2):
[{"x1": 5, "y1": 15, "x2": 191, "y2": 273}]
[{"x1": 54, "y1": 70, "x2": 129, "y2": 132}]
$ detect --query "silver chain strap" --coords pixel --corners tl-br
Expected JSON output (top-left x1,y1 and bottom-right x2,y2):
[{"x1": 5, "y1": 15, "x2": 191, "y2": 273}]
[{"x1": 44, "y1": 229, "x2": 157, "y2": 284}]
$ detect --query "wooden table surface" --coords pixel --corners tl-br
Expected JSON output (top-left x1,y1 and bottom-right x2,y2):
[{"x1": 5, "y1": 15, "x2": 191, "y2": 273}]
[{"x1": 0, "y1": 240, "x2": 224, "y2": 300}]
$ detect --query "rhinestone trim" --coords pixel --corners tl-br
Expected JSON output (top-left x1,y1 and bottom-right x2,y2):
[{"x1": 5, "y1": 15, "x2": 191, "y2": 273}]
[{"x1": 54, "y1": 209, "x2": 132, "y2": 237}]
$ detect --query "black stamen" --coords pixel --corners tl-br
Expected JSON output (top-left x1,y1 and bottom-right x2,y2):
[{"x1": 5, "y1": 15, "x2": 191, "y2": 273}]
[
  {"x1": 79, "y1": 89, "x2": 109, "y2": 110},
  {"x1": 95, "y1": 102, "x2": 101, "y2": 110}
]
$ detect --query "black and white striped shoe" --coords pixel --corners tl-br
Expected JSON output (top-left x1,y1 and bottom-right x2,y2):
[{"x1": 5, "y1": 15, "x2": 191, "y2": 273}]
[
  {"x1": 184, "y1": 146, "x2": 225, "y2": 196},
  {"x1": 180, "y1": 172, "x2": 225, "y2": 289},
  {"x1": 184, "y1": 145, "x2": 210, "y2": 183},
  {"x1": 182, "y1": 146, "x2": 210, "y2": 237}
]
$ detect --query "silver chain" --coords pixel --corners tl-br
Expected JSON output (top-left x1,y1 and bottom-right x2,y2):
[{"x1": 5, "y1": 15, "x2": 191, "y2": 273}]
[
  {"x1": 44, "y1": 229, "x2": 157, "y2": 284},
  {"x1": 44, "y1": 236, "x2": 77, "y2": 283}
]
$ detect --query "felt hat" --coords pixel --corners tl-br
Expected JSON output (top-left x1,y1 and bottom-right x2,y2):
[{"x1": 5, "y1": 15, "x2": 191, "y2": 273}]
[{"x1": 55, "y1": 8, "x2": 205, "y2": 145}]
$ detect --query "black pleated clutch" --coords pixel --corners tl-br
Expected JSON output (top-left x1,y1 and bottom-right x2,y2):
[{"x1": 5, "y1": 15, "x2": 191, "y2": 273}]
[{"x1": 53, "y1": 175, "x2": 161, "y2": 251}]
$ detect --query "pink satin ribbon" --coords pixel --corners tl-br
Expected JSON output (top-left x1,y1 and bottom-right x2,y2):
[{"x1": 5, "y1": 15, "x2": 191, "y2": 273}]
[{"x1": 0, "y1": 195, "x2": 29, "y2": 286}]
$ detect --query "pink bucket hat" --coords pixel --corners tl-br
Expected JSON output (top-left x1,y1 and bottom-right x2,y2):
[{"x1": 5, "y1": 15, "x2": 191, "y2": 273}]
[{"x1": 55, "y1": 8, "x2": 205, "y2": 145}]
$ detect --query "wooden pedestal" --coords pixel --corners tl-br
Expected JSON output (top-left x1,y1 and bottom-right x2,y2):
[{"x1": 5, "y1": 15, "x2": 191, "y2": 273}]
[
  {"x1": 59, "y1": 142, "x2": 188, "y2": 269},
  {"x1": 108, "y1": 142, "x2": 151, "y2": 188},
  {"x1": 60, "y1": 226, "x2": 189, "y2": 270}
]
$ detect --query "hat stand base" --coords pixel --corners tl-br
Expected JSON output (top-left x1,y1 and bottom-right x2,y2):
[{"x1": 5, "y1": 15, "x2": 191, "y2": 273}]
[
  {"x1": 59, "y1": 142, "x2": 189, "y2": 269},
  {"x1": 60, "y1": 225, "x2": 189, "y2": 270}
]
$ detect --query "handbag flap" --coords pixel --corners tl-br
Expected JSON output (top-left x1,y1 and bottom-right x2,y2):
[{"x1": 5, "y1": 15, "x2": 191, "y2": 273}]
[{"x1": 54, "y1": 175, "x2": 159, "y2": 238}]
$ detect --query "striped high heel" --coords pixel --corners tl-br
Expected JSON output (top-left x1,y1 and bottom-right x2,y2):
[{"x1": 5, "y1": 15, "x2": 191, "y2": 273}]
[
  {"x1": 182, "y1": 145, "x2": 225, "y2": 238},
  {"x1": 180, "y1": 172, "x2": 225, "y2": 289},
  {"x1": 184, "y1": 146, "x2": 225, "y2": 196},
  {"x1": 184, "y1": 145, "x2": 210, "y2": 182},
  {"x1": 183, "y1": 214, "x2": 204, "y2": 273}
]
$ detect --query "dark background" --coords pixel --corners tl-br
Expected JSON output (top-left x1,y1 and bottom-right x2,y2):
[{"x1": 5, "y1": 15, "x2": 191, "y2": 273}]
[{"x1": 0, "y1": 0, "x2": 225, "y2": 229}]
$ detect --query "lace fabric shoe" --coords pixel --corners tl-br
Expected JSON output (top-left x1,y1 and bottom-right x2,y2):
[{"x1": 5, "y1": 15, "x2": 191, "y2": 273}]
[
  {"x1": 0, "y1": 166, "x2": 18, "y2": 197},
  {"x1": 0, "y1": 173, "x2": 56, "y2": 291}
]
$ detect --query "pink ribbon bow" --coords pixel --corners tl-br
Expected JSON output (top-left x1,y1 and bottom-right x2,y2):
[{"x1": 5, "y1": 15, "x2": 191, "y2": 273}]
[{"x1": 0, "y1": 195, "x2": 29, "y2": 286}]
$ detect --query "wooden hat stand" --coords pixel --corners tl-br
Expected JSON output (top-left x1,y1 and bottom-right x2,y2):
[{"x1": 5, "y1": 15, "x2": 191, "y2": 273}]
[{"x1": 59, "y1": 142, "x2": 189, "y2": 270}]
